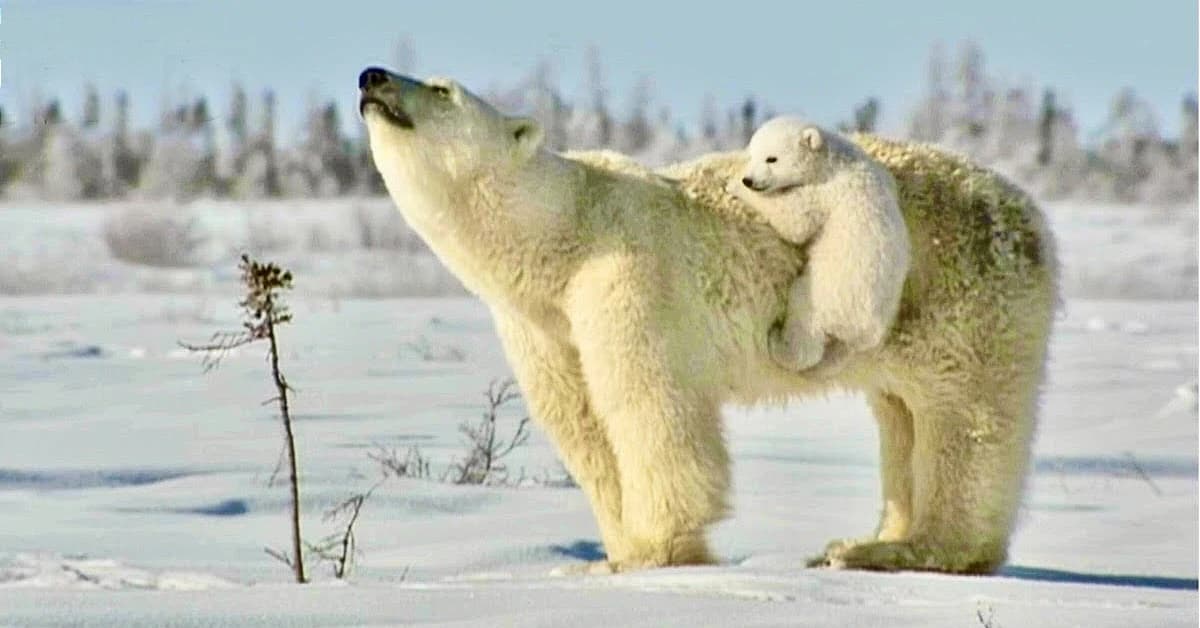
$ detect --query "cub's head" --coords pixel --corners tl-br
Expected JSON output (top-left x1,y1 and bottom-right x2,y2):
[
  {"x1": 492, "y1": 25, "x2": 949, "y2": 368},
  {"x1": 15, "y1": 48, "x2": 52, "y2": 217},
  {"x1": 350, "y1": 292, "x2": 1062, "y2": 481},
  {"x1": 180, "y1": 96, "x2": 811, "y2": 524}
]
[
  {"x1": 358, "y1": 67, "x2": 544, "y2": 194},
  {"x1": 739, "y1": 117, "x2": 837, "y2": 193}
]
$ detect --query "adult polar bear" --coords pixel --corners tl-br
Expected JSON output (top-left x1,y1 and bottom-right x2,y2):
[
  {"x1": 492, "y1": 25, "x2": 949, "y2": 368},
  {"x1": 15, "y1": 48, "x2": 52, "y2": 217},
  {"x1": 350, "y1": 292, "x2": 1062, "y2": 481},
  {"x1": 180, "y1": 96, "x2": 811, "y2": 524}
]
[{"x1": 358, "y1": 67, "x2": 1057, "y2": 574}]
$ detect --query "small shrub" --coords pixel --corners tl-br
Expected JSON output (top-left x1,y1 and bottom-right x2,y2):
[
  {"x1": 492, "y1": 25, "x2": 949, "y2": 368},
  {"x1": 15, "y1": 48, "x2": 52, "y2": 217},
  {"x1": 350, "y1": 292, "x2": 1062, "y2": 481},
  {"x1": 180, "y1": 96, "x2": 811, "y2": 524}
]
[
  {"x1": 449, "y1": 379, "x2": 531, "y2": 485},
  {"x1": 103, "y1": 205, "x2": 208, "y2": 268}
]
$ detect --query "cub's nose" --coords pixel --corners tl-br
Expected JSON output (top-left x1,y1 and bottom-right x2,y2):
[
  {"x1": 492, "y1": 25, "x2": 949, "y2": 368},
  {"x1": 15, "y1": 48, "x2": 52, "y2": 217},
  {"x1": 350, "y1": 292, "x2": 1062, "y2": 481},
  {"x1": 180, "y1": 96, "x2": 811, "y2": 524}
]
[
  {"x1": 741, "y1": 177, "x2": 754, "y2": 188},
  {"x1": 359, "y1": 67, "x2": 391, "y2": 91}
]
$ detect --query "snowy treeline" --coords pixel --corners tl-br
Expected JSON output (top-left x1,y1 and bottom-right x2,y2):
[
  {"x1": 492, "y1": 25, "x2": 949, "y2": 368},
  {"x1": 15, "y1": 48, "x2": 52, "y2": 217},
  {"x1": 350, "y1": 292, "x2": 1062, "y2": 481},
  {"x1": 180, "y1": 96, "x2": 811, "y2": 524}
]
[
  {"x1": 0, "y1": 41, "x2": 1194, "y2": 204},
  {"x1": 907, "y1": 41, "x2": 1198, "y2": 204}
]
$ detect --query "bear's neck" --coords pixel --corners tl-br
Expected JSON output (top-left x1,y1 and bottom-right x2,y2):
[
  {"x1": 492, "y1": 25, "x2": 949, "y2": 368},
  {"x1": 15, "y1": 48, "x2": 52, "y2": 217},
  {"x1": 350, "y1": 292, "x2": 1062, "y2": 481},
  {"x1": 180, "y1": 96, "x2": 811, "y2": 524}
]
[{"x1": 395, "y1": 151, "x2": 585, "y2": 320}]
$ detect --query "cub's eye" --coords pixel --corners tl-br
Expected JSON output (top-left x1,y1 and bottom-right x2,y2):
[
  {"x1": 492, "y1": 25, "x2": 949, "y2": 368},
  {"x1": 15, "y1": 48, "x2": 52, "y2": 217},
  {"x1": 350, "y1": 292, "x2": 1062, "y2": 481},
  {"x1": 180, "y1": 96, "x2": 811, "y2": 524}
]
[
  {"x1": 431, "y1": 85, "x2": 451, "y2": 99},
  {"x1": 765, "y1": 156, "x2": 777, "y2": 164}
]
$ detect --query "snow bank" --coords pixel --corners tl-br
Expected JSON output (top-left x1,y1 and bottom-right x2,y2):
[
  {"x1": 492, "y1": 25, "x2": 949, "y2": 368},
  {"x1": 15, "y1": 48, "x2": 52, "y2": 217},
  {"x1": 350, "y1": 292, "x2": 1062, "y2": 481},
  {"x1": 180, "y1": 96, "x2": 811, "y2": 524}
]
[{"x1": 0, "y1": 198, "x2": 1194, "y2": 299}]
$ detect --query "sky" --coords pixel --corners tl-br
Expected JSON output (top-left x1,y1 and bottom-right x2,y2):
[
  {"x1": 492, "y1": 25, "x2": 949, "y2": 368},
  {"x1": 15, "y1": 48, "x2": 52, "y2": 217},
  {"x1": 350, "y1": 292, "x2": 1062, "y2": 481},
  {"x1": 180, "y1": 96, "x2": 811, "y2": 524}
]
[{"x1": 1, "y1": 0, "x2": 1196, "y2": 140}]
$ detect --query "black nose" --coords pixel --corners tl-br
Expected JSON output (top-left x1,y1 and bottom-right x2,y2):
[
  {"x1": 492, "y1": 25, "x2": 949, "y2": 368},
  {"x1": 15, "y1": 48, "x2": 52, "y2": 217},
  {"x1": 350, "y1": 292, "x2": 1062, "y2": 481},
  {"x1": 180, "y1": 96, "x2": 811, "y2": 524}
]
[
  {"x1": 741, "y1": 177, "x2": 754, "y2": 188},
  {"x1": 359, "y1": 67, "x2": 391, "y2": 90}
]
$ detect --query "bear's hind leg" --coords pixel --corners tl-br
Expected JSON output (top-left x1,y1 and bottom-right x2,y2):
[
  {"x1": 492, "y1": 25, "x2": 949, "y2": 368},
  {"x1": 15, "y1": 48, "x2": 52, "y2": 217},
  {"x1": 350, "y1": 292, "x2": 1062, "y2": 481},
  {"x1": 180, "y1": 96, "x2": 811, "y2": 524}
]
[
  {"x1": 806, "y1": 390, "x2": 915, "y2": 568},
  {"x1": 820, "y1": 386, "x2": 1036, "y2": 574},
  {"x1": 867, "y1": 391, "x2": 915, "y2": 542}
]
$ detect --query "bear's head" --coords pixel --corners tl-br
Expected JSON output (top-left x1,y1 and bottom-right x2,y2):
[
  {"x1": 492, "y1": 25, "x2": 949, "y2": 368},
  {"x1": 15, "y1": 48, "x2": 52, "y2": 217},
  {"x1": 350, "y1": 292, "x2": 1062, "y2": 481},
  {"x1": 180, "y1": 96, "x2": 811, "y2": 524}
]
[
  {"x1": 358, "y1": 67, "x2": 546, "y2": 207},
  {"x1": 739, "y1": 116, "x2": 837, "y2": 193}
]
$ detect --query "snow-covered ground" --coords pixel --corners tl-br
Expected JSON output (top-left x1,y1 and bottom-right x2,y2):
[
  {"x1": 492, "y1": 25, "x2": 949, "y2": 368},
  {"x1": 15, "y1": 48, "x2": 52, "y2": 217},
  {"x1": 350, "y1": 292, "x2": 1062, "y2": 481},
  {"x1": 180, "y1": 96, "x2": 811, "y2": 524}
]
[
  {"x1": 0, "y1": 293, "x2": 1195, "y2": 627},
  {"x1": 0, "y1": 197, "x2": 1196, "y2": 626},
  {"x1": 0, "y1": 198, "x2": 1195, "y2": 300}
]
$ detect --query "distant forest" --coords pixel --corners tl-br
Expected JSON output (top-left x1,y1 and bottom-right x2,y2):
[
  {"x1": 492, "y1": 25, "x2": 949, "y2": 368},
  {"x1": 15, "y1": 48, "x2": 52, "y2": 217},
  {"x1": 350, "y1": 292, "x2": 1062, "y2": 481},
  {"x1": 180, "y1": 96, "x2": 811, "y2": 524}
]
[{"x1": 0, "y1": 41, "x2": 1195, "y2": 204}]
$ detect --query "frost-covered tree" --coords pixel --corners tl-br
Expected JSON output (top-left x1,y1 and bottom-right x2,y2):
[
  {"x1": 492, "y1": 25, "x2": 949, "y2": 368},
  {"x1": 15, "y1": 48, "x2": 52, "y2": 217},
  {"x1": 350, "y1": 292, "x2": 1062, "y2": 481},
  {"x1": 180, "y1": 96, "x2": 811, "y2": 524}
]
[
  {"x1": 1178, "y1": 93, "x2": 1198, "y2": 196},
  {"x1": 740, "y1": 97, "x2": 758, "y2": 144},
  {"x1": 1036, "y1": 89, "x2": 1057, "y2": 166},
  {"x1": 842, "y1": 97, "x2": 879, "y2": 133},
  {"x1": 530, "y1": 60, "x2": 570, "y2": 151},
  {"x1": 700, "y1": 94, "x2": 719, "y2": 143},
  {"x1": 81, "y1": 84, "x2": 101, "y2": 130},
  {"x1": 110, "y1": 91, "x2": 143, "y2": 193},
  {"x1": 907, "y1": 42, "x2": 950, "y2": 141},
  {"x1": 619, "y1": 76, "x2": 653, "y2": 153},
  {"x1": 235, "y1": 90, "x2": 281, "y2": 198},
  {"x1": 1094, "y1": 88, "x2": 1161, "y2": 201},
  {"x1": 37, "y1": 101, "x2": 86, "y2": 201},
  {"x1": 138, "y1": 96, "x2": 217, "y2": 200},
  {"x1": 0, "y1": 106, "x2": 16, "y2": 193},
  {"x1": 577, "y1": 45, "x2": 613, "y2": 148},
  {"x1": 981, "y1": 87, "x2": 1036, "y2": 165},
  {"x1": 954, "y1": 40, "x2": 988, "y2": 136}
]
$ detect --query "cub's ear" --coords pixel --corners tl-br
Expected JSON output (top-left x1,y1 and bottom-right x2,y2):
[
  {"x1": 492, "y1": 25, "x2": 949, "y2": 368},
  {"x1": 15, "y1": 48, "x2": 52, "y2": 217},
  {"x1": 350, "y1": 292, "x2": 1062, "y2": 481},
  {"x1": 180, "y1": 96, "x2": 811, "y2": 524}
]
[
  {"x1": 508, "y1": 117, "x2": 544, "y2": 157},
  {"x1": 801, "y1": 127, "x2": 824, "y2": 151}
]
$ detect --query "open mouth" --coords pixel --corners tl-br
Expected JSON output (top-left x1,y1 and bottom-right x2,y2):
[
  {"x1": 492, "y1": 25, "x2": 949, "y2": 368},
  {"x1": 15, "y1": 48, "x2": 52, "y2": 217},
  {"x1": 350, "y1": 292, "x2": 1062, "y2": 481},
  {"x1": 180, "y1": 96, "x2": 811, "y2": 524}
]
[{"x1": 359, "y1": 95, "x2": 414, "y2": 129}]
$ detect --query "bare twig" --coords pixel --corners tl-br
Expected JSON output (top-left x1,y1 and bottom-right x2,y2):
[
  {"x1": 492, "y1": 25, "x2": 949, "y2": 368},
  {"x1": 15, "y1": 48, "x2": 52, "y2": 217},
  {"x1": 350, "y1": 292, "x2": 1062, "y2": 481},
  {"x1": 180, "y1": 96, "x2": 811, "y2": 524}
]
[
  {"x1": 264, "y1": 547, "x2": 294, "y2": 569},
  {"x1": 306, "y1": 479, "x2": 383, "y2": 579},
  {"x1": 1123, "y1": 451, "x2": 1163, "y2": 496},
  {"x1": 369, "y1": 443, "x2": 432, "y2": 480},
  {"x1": 185, "y1": 254, "x2": 306, "y2": 583},
  {"x1": 976, "y1": 604, "x2": 999, "y2": 628},
  {"x1": 177, "y1": 331, "x2": 256, "y2": 373},
  {"x1": 403, "y1": 336, "x2": 466, "y2": 363}
]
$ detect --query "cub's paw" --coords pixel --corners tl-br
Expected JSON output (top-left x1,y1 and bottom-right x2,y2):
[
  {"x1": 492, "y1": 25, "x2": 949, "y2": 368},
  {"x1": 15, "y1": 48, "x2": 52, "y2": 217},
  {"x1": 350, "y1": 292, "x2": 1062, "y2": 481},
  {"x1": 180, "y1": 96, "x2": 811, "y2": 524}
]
[
  {"x1": 798, "y1": 338, "x2": 852, "y2": 379},
  {"x1": 768, "y1": 325, "x2": 823, "y2": 372}
]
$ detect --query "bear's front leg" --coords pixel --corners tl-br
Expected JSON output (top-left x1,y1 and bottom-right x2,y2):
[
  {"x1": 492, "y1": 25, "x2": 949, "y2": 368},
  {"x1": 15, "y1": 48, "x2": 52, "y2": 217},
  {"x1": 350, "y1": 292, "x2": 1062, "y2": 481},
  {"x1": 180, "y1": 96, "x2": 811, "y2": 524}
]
[
  {"x1": 492, "y1": 310, "x2": 630, "y2": 567},
  {"x1": 565, "y1": 263, "x2": 730, "y2": 571}
]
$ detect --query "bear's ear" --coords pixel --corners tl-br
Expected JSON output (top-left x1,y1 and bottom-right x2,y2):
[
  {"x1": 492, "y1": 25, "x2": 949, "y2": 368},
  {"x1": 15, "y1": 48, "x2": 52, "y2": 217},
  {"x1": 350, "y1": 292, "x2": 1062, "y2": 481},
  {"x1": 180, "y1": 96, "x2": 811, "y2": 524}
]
[
  {"x1": 801, "y1": 127, "x2": 824, "y2": 151},
  {"x1": 508, "y1": 117, "x2": 544, "y2": 157}
]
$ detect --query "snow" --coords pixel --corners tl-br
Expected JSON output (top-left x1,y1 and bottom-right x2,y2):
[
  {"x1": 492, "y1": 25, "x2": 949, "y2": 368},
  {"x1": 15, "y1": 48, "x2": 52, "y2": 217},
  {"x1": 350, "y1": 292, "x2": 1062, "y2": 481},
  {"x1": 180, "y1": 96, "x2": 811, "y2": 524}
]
[
  {"x1": 0, "y1": 198, "x2": 1194, "y2": 300},
  {"x1": 0, "y1": 195, "x2": 1196, "y2": 625},
  {"x1": 0, "y1": 290, "x2": 1195, "y2": 626}
]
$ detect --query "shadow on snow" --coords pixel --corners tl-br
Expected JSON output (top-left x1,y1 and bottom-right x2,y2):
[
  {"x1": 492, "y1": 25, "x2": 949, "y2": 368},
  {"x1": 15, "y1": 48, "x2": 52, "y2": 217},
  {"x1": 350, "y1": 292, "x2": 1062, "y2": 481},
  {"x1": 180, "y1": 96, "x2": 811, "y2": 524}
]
[
  {"x1": 1001, "y1": 565, "x2": 1198, "y2": 591},
  {"x1": 549, "y1": 540, "x2": 607, "y2": 562}
]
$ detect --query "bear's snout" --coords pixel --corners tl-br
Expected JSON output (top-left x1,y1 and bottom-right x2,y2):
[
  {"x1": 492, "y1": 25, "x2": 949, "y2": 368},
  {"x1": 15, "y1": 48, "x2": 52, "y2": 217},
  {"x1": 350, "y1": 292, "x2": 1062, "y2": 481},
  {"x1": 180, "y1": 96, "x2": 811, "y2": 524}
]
[
  {"x1": 359, "y1": 67, "x2": 392, "y2": 91},
  {"x1": 741, "y1": 177, "x2": 754, "y2": 189}
]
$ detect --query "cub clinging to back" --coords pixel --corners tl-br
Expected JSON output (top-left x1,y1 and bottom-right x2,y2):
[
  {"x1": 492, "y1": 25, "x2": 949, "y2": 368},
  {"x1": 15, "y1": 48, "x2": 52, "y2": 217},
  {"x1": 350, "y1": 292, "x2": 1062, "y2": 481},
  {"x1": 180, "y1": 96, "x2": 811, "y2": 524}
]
[{"x1": 730, "y1": 116, "x2": 911, "y2": 371}]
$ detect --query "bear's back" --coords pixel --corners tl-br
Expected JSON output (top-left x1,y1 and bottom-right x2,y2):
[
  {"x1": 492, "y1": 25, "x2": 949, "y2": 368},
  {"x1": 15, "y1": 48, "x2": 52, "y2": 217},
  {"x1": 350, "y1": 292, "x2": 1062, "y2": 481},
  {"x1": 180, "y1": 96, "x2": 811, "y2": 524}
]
[{"x1": 848, "y1": 133, "x2": 1058, "y2": 339}]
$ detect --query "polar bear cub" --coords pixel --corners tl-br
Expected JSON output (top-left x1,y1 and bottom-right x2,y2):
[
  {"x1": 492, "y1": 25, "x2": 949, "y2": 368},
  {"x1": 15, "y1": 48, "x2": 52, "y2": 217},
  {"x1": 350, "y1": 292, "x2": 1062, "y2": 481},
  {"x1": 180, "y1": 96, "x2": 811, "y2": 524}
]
[{"x1": 731, "y1": 117, "x2": 911, "y2": 371}]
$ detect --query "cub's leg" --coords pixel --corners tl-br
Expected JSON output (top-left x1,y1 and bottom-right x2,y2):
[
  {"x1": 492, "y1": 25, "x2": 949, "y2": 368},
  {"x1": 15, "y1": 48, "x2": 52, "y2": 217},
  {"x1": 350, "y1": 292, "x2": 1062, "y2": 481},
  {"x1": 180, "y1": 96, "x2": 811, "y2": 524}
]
[
  {"x1": 492, "y1": 312, "x2": 629, "y2": 567},
  {"x1": 769, "y1": 273, "x2": 826, "y2": 371}
]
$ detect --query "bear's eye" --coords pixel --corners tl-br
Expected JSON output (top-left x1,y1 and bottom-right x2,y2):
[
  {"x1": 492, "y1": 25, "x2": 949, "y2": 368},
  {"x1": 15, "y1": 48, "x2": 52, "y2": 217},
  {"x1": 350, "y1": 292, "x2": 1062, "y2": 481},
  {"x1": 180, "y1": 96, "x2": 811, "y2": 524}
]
[
  {"x1": 431, "y1": 85, "x2": 451, "y2": 99},
  {"x1": 765, "y1": 156, "x2": 777, "y2": 164}
]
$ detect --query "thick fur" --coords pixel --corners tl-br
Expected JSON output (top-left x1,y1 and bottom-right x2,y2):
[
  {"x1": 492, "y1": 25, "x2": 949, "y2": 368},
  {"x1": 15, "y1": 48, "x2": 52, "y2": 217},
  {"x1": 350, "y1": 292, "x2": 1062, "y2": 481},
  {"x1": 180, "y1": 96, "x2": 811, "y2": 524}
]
[
  {"x1": 361, "y1": 71, "x2": 1058, "y2": 574},
  {"x1": 731, "y1": 118, "x2": 911, "y2": 370}
]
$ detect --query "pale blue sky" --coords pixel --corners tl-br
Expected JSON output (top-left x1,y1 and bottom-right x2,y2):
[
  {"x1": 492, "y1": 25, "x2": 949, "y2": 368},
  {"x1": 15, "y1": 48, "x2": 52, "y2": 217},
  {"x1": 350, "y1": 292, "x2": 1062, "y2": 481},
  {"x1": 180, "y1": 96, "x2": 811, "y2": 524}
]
[{"x1": 2, "y1": 0, "x2": 1196, "y2": 138}]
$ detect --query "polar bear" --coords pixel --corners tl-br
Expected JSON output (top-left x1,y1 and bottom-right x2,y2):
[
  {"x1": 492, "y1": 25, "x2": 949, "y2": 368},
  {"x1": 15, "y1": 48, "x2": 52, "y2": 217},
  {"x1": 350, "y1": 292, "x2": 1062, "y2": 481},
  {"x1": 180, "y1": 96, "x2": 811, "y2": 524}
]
[
  {"x1": 730, "y1": 117, "x2": 910, "y2": 372},
  {"x1": 358, "y1": 67, "x2": 1057, "y2": 574}
]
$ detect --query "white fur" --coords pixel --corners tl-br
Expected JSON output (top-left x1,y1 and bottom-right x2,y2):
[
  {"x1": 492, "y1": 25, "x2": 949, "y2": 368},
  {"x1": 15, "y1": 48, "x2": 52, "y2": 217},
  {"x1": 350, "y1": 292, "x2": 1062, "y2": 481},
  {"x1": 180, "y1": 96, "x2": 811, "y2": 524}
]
[
  {"x1": 733, "y1": 118, "x2": 910, "y2": 370},
  {"x1": 362, "y1": 74, "x2": 1057, "y2": 575}
]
